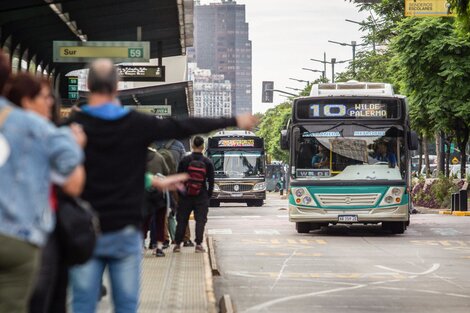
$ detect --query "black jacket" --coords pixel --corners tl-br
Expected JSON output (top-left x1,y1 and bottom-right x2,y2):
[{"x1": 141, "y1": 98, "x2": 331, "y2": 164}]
[
  {"x1": 178, "y1": 152, "x2": 215, "y2": 198},
  {"x1": 67, "y1": 110, "x2": 236, "y2": 232}
]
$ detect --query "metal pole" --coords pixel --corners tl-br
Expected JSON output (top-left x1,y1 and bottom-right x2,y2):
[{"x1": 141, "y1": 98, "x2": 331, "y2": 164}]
[
  {"x1": 331, "y1": 58, "x2": 336, "y2": 83},
  {"x1": 439, "y1": 131, "x2": 445, "y2": 174},
  {"x1": 323, "y1": 52, "x2": 327, "y2": 79},
  {"x1": 351, "y1": 41, "x2": 356, "y2": 78}
]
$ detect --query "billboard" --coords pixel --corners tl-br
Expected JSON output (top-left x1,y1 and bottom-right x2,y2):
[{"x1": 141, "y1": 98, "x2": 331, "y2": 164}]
[{"x1": 405, "y1": 0, "x2": 455, "y2": 17}]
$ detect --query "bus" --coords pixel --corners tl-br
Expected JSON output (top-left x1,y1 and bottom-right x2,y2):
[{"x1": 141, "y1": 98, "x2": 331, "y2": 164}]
[
  {"x1": 207, "y1": 130, "x2": 266, "y2": 207},
  {"x1": 281, "y1": 81, "x2": 418, "y2": 234}
]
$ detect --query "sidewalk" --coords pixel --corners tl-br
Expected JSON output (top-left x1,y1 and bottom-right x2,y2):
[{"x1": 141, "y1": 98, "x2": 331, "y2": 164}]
[{"x1": 97, "y1": 224, "x2": 216, "y2": 313}]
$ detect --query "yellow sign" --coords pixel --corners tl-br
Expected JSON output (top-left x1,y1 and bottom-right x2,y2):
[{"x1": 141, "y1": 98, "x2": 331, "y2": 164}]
[
  {"x1": 405, "y1": 0, "x2": 456, "y2": 17},
  {"x1": 452, "y1": 157, "x2": 459, "y2": 165},
  {"x1": 53, "y1": 41, "x2": 150, "y2": 63}
]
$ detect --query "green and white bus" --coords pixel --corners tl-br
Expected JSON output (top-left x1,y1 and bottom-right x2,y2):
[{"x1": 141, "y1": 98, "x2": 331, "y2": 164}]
[{"x1": 281, "y1": 82, "x2": 418, "y2": 234}]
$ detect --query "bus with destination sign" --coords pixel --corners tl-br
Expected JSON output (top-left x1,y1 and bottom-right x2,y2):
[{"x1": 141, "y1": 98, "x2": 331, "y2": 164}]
[
  {"x1": 281, "y1": 81, "x2": 418, "y2": 234},
  {"x1": 207, "y1": 130, "x2": 266, "y2": 207}
]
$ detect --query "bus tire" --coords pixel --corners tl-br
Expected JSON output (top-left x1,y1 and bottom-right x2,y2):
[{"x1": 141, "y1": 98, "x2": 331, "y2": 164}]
[
  {"x1": 296, "y1": 222, "x2": 311, "y2": 234},
  {"x1": 383, "y1": 221, "x2": 406, "y2": 234},
  {"x1": 210, "y1": 200, "x2": 220, "y2": 207}
]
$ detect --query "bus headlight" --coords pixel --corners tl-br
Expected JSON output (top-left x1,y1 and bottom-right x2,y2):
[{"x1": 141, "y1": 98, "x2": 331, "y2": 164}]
[
  {"x1": 214, "y1": 184, "x2": 220, "y2": 192},
  {"x1": 253, "y1": 182, "x2": 266, "y2": 191},
  {"x1": 379, "y1": 187, "x2": 405, "y2": 206},
  {"x1": 292, "y1": 188, "x2": 317, "y2": 207}
]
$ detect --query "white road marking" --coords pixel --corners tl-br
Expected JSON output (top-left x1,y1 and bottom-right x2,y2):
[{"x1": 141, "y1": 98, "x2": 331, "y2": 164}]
[
  {"x1": 270, "y1": 249, "x2": 298, "y2": 291},
  {"x1": 208, "y1": 228, "x2": 233, "y2": 235},
  {"x1": 209, "y1": 216, "x2": 227, "y2": 219},
  {"x1": 277, "y1": 215, "x2": 288, "y2": 218},
  {"x1": 430, "y1": 228, "x2": 461, "y2": 236},
  {"x1": 254, "y1": 229, "x2": 280, "y2": 235},
  {"x1": 241, "y1": 215, "x2": 261, "y2": 218},
  {"x1": 375, "y1": 263, "x2": 440, "y2": 276}
]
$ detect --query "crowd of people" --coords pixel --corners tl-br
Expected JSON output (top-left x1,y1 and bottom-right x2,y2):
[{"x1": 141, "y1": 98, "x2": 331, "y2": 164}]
[{"x1": 0, "y1": 51, "x2": 257, "y2": 313}]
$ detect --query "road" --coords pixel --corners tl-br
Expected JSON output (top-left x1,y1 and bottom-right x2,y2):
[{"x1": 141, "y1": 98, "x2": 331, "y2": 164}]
[{"x1": 208, "y1": 193, "x2": 470, "y2": 313}]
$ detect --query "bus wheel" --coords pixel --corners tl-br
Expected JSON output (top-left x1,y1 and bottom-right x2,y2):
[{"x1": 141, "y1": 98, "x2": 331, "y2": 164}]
[
  {"x1": 210, "y1": 200, "x2": 220, "y2": 207},
  {"x1": 383, "y1": 222, "x2": 406, "y2": 234},
  {"x1": 296, "y1": 222, "x2": 311, "y2": 234}
]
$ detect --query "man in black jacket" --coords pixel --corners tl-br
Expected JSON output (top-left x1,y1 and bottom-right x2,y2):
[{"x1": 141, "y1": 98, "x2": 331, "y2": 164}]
[
  {"x1": 173, "y1": 136, "x2": 214, "y2": 253},
  {"x1": 67, "y1": 59, "x2": 257, "y2": 313}
]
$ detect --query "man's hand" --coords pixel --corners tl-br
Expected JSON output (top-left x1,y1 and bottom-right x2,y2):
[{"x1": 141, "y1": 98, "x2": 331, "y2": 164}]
[
  {"x1": 70, "y1": 123, "x2": 87, "y2": 148},
  {"x1": 235, "y1": 114, "x2": 259, "y2": 130},
  {"x1": 152, "y1": 173, "x2": 189, "y2": 191}
]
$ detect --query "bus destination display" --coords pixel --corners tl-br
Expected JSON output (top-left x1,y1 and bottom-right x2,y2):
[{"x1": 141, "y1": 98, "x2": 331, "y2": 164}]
[
  {"x1": 295, "y1": 99, "x2": 400, "y2": 120},
  {"x1": 310, "y1": 103, "x2": 387, "y2": 118},
  {"x1": 218, "y1": 139, "x2": 255, "y2": 147}
]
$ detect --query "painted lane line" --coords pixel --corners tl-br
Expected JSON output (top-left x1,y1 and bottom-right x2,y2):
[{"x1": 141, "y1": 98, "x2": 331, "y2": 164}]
[
  {"x1": 207, "y1": 229, "x2": 233, "y2": 235},
  {"x1": 270, "y1": 249, "x2": 298, "y2": 291},
  {"x1": 377, "y1": 287, "x2": 470, "y2": 299},
  {"x1": 241, "y1": 215, "x2": 261, "y2": 218},
  {"x1": 254, "y1": 229, "x2": 280, "y2": 235},
  {"x1": 375, "y1": 263, "x2": 440, "y2": 276},
  {"x1": 209, "y1": 216, "x2": 227, "y2": 219},
  {"x1": 277, "y1": 215, "x2": 288, "y2": 218}
]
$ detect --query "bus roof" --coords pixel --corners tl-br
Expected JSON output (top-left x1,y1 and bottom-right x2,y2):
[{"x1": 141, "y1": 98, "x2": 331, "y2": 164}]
[
  {"x1": 211, "y1": 130, "x2": 257, "y2": 137},
  {"x1": 309, "y1": 81, "x2": 395, "y2": 97}
]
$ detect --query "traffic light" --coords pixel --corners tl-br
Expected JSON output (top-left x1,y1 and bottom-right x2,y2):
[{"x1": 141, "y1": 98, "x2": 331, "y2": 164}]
[{"x1": 262, "y1": 81, "x2": 274, "y2": 103}]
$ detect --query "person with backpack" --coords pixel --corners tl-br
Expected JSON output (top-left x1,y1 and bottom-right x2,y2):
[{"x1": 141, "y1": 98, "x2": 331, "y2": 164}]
[{"x1": 173, "y1": 136, "x2": 214, "y2": 253}]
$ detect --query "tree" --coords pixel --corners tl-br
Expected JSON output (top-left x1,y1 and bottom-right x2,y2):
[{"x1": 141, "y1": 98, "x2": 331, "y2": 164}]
[{"x1": 390, "y1": 17, "x2": 470, "y2": 178}]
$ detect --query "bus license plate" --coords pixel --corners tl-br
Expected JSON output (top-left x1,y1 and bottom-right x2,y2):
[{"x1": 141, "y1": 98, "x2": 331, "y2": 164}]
[
  {"x1": 231, "y1": 193, "x2": 243, "y2": 197},
  {"x1": 338, "y1": 215, "x2": 358, "y2": 222}
]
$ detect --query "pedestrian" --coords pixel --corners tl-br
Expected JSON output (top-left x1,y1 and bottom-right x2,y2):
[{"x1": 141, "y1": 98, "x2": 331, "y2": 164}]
[
  {"x1": 173, "y1": 136, "x2": 214, "y2": 253},
  {"x1": 0, "y1": 51, "x2": 85, "y2": 313},
  {"x1": 67, "y1": 58, "x2": 257, "y2": 313},
  {"x1": 4, "y1": 73, "x2": 87, "y2": 313}
]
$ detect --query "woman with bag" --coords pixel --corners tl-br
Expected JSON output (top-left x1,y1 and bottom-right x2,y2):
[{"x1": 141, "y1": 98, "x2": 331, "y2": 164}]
[{"x1": 5, "y1": 72, "x2": 87, "y2": 313}]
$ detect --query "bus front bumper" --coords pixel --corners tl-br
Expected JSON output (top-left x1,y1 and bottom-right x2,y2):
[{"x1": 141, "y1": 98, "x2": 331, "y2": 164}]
[
  {"x1": 212, "y1": 191, "x2": 266, "y2": 201},
  {"x1": 289, "y1": 204, "x2": 409, "y2": 223}
]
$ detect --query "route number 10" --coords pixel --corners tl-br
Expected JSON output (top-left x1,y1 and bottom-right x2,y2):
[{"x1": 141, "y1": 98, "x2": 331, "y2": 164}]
[{"x1": 310, "y1": 104, "x2": 347, "y2": 117}]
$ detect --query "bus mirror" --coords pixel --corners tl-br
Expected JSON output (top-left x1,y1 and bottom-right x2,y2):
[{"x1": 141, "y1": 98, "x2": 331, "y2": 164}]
[
  {"x1": 280, "y1": 130, "x2": 289, "y2": 150},
  {"x1": 408, "y1": 131, "x2": 419, "y2": 151}
]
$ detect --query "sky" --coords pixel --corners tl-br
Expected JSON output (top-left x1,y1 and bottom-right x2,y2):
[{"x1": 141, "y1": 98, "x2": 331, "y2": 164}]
[{"x1": 199, "y1": 0, "x2": 370, "y2": 114}]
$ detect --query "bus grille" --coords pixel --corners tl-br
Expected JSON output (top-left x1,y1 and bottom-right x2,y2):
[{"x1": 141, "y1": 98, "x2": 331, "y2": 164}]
[
  {"x1": 220, "y1": 184, "x2": 253, "y2": 192},
  {"x1": 315, "y1": 193, "x2": 381, "y2": 207}
]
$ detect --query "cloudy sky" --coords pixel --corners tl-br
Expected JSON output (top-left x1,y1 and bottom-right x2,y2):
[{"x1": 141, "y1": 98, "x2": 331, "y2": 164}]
[{"x1": 199, "y1": 0, "x2": 370, "y2": 113}]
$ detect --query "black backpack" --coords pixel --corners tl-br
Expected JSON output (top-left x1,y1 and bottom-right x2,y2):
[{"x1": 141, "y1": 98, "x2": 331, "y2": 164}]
[{"x1": 185, "y1": 159, "x2": 207, "y2": 196}]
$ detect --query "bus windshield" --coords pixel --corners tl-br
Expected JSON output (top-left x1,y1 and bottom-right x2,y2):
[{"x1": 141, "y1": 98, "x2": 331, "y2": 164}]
[
  {"x1": 294, "y1": 128, "x2": 405, "y2": 180},
  {"x1": 209, "y1": 150, "x2": 265, "y2": 179}
]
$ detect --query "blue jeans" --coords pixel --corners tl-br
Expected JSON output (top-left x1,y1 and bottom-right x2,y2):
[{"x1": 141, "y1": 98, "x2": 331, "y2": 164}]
[{"x1": 70, "y1": 226, "x2": 142, "y2": 313}]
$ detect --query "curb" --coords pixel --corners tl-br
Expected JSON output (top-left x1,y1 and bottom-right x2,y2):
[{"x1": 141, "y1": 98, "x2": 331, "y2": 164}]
[
  {"x1": 219, "y1": 294, "x2": 235, "y2": 313},
  {"x1": 439, "y1": 210, "x2": 470, "y2": 216},
  {"x1": 207, "y1": 236, "x2": 220, "y2": 276},
  {"x1": 203, "y1": 247, "x2": 218, "y2": 313}
]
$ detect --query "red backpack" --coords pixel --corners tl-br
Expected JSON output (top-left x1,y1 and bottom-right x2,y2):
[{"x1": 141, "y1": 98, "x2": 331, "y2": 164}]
[{"x1": 186, "y1": 159, "x2": 207, "y2": 196}]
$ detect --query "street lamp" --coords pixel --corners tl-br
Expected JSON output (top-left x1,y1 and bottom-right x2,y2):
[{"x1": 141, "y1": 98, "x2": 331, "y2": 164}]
[
  {"x1": 301, "y1": 67, "x2": 325, "y2": 80},
  {"x1": 328, "y1": 40, "x2": 367, "y2": 77},
  {"x1": 310, "y1": 58, "x2": 350, "y2": 83},
  {"x1": 266, "y1": 88, "x2": 297, "y2": 97},
  {"x1": 285, "y1": 86, "x2": 302, "y2": 92},
  {"x1": 288, "y1": 77, "x2": 310, "y2": 85},
  {"x1": 345, "y1": 18, "x2": 376, "y2": 53}
]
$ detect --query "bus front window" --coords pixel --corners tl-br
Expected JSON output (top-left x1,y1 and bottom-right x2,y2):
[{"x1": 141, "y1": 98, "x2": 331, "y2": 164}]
[
  {"x1": 210, "y1": 151, "x2": 265, "y2": 179},
  {"x1": 294, "y1": 132, "x2": 405, "y2": 180}
]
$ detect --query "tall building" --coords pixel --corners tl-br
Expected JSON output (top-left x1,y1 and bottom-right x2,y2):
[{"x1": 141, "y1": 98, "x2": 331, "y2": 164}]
[
  {"x1": 193, "y1": 0, "x2": 252, "y2": 115},
  {"x1": 188, "y1": 63, "x2": 232, "y2": 118}
]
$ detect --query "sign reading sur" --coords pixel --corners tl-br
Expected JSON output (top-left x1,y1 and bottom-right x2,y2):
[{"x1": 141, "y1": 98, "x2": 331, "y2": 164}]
[{"x1": 53, "y1": 41, "x2": 150, "y2": 63}]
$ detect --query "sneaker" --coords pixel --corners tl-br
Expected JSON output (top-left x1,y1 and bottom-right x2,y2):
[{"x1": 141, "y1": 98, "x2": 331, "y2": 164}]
[
  {"x1": 183, "y1": 240, "x2": 195, "y2": 247},
  {"x1": 155, "y1": 249, "x2": 165, "y2": 257},
  {"x1": 195, "y1": 245, "x2": 206, "y2": 253},
  {"x1": 173, "y1": 245, "x2": 181, "y2": 253},
  {"x1": 162, "y1": 240, "x2": 170, "y2": 249}
]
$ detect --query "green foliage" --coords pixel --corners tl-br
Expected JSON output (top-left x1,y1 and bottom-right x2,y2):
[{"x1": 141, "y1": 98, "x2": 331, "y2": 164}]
[
  {"x1": 257, "y1": 103, "x2": 291, "y2": 162},
  {"x1": 336, "y1": 50, "x2": 393, "y2": 83},
  {"x1": 448, "y1": 0, "x2": 470, "y2": 33},
  {"x1": 430, "y1": 175, "x2": 459, "y2": 208}
]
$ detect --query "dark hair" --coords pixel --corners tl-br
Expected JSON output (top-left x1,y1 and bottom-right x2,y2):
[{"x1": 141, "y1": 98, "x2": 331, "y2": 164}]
[
  {"x1": 192, "y1": 136, "x2": 205, "y2": 148},
  {"x1": 0, "y1": 50, "x2": 11, "y2": 94},
  {"x1": 4, "y1": 73, "x2": 43, "y2": 107}
]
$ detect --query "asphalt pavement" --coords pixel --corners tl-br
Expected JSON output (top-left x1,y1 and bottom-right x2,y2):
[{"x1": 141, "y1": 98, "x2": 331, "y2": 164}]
[{"x1": 208, "y1": 193, "x2": 470, "y2": 313}]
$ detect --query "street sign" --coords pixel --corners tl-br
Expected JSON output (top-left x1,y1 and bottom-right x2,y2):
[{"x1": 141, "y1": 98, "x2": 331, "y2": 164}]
[
  {"x1": 262, "y1": 81, "x2": 274, "y2": 103},
  {"x1": 68, "y1": 76, "x2": 79, "y2": 100},
  {"x1": 117, "y1": 65, "x2": 165, "y2": 82},
  {"x1": 53, "y1": 41, "x2": 150, "y2": 63},
  {"x1": 405, "y1": 0, "x2": 456, "y2": 17},
  {"x1": 452, "y1": 157, "x2": 459, "y2": 165},
  {"x1": 125, "y1": 105, "x2": 172, "y2": 117}
]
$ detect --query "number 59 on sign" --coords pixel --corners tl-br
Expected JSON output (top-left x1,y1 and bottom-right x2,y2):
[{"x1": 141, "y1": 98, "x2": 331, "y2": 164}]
[{"x1": 128, "y1": 48, "x2": 143, "y2": 58}]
